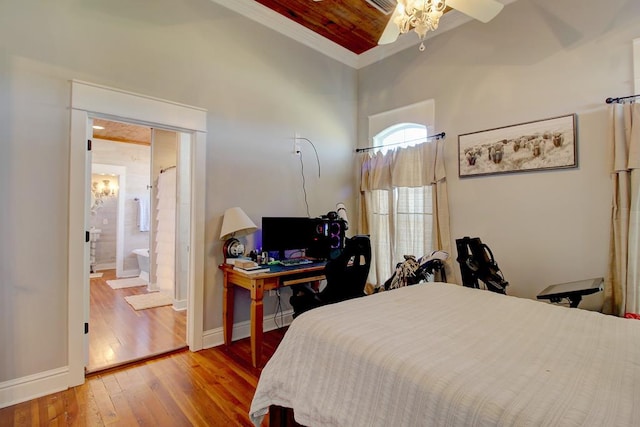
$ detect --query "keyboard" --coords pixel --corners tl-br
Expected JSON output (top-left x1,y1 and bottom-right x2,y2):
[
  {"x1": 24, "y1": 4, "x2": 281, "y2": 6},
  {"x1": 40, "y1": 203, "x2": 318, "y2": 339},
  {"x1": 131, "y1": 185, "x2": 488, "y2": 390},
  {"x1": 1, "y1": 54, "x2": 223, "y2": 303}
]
[{"x1": 277, "y1": 258, "x2": 313, "y2": 267}]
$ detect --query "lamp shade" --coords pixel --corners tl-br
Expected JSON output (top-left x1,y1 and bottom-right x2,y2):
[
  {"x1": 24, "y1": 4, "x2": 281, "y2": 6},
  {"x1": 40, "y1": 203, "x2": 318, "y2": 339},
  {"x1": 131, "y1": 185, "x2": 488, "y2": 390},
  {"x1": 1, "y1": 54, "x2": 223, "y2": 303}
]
[{"x1": 220, "y1": 207, "x2": 258, "y2": 240}]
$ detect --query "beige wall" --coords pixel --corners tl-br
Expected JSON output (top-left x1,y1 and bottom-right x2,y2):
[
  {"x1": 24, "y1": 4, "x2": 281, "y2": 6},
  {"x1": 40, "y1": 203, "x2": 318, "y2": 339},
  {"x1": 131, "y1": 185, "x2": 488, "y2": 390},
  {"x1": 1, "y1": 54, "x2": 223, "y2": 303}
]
[
  {"x1": 358, "y1": 0, "x2": 640, "y2": 306},
  {"x1": 0, "y1": 0, "x2": 357, "y2": 387}
]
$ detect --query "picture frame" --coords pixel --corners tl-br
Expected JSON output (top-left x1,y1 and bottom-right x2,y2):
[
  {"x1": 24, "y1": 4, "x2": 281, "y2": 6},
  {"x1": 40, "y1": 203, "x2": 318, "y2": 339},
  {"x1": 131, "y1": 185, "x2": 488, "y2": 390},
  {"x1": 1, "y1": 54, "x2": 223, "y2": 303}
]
[{"x1": 458, "y1": 114, "x2": 577, "y2": 178}]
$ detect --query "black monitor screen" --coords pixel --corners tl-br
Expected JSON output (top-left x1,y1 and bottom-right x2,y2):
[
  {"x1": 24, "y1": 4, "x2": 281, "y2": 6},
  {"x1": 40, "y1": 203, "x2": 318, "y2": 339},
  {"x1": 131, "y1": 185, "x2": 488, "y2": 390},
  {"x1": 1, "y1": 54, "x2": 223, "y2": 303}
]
[{"x1": 261, "y1": 217, "x2": 320, "y2": 259}]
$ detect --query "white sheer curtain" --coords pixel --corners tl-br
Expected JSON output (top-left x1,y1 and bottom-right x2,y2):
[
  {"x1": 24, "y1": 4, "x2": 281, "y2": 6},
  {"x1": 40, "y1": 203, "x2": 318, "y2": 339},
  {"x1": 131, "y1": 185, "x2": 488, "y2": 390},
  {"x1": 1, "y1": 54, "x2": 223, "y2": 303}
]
[
  {"x1": 359, "y1": 139, "x2": 451, "y2": 287},
  {"x1": 604, "y1": 103, "x2": 640, "y2": 316}
]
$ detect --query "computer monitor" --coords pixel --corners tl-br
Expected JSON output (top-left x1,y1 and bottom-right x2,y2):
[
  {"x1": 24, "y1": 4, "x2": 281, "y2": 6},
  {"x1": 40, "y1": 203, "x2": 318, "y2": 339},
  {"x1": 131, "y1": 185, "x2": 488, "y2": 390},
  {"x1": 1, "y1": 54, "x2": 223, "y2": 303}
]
[{"x1": 261, "y1": 217, "x2": 319, "y2": 260}]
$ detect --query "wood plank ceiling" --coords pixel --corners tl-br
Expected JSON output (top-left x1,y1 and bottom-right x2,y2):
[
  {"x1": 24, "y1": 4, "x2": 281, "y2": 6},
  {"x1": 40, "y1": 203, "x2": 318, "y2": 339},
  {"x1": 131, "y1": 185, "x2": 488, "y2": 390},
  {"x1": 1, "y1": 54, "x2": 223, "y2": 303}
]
[
  {"x1": 254, "y1": 0, "x2": 391, "y2": 55},
  {"x1": 92, "y1": 118, "x2": 151, "y2": 146}
]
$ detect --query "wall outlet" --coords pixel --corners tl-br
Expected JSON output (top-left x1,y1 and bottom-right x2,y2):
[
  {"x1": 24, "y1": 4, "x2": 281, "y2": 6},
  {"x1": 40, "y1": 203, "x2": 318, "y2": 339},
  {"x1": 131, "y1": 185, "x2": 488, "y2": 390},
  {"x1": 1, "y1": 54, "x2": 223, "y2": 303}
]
[{"x1": 293, "y1": 133, "x2": 301, "y2": 155}]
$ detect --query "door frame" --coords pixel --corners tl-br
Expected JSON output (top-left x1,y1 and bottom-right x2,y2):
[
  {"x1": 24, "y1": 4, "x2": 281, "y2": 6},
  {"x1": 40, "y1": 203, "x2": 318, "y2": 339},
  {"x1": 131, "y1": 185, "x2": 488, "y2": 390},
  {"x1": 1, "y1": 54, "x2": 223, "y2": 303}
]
[{"x1": 68, "y1": 80, "x2": 207, "y2": 386}]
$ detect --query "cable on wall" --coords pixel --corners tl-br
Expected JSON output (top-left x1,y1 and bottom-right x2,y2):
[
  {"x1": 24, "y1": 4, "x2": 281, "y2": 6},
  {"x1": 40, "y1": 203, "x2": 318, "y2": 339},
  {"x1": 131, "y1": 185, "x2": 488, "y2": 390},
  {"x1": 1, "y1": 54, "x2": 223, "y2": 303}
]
[
  {"x1": 355, "y1": 131, "x2": 446, "y2": 153},
  {"x1": 294, "y1": 137, "x2": 321, "y2": 217}
]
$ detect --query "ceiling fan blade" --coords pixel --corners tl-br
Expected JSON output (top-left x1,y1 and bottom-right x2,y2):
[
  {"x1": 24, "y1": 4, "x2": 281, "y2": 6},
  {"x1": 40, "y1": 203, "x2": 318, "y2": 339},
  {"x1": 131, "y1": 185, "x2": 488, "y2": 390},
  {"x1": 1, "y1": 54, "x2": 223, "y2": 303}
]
[
  {"x1": 378, "y1": 6, "x2": 402, "y2": 45},
  {"x1": 446, "y1": 0, "x2": 504, "y2": 23}
]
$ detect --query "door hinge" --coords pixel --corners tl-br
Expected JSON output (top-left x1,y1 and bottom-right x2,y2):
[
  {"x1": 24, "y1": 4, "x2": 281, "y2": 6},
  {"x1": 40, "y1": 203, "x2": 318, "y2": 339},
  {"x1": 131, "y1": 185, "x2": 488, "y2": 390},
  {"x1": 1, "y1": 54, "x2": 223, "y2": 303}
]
[
  {"x1": 84, "y1": 322, "x2": 89, "y2": 334},
  {"x1": 87, "y1": 139, "x2": 92, "y2": 151},
  {"x1": 85, "y1": 231, "x2": 90, "y2": 243}
]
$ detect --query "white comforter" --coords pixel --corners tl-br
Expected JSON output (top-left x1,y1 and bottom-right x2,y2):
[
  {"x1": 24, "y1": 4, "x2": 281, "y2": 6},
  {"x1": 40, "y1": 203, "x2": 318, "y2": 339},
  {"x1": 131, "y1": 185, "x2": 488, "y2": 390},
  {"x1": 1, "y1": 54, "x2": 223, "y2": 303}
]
[{"x1": 250, "y1": 283, "x2": 640, "y2": 426}]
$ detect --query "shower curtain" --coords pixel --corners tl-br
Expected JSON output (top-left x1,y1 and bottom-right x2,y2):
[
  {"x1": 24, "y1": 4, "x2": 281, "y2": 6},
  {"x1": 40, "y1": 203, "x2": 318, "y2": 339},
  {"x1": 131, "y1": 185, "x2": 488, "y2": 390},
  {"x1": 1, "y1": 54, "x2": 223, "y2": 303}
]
[{"x1": 155, "y1": 168, "x2": 176, "y2": 295}]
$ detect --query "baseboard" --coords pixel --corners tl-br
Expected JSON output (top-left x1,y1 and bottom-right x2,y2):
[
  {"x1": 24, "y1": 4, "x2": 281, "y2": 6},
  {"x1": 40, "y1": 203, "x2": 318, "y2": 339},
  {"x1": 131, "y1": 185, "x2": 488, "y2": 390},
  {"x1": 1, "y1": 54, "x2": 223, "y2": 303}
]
[
  {"x1": 0, "y1": 366, "x2": 69, "y2": 409},
  {"x1": 173, "y1": 298, "x2": 187, "y2": 311},
  {"x1": 95, "y1": 262, "x2": 116, "y2": 271},
  {"x1": 203, "y1": 309, "x2": 293, "y2": 349},
  {"x1": 120, "y1": 269, "x2": 140, "y2": 278}
]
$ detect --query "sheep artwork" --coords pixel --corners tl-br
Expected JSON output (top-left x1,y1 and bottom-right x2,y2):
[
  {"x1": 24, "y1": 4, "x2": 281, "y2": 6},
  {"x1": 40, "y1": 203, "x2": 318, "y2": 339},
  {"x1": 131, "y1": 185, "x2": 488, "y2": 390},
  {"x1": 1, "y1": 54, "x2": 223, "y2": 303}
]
[
  {"x1": 465, "y1": 147, "x2": 482, "y2": 165},
  {"x1": 553, "y1": 132, "x2": 564, "y2": 147},
  {"x1": 489, "y1": 143, "x2": 504, "y2": 164},
  {"x1": 532, "y1": 139, "x2": 546, "y2": 158},
  {"x1": 458, "y1": 114, "x2": 576, "y2": 177}
]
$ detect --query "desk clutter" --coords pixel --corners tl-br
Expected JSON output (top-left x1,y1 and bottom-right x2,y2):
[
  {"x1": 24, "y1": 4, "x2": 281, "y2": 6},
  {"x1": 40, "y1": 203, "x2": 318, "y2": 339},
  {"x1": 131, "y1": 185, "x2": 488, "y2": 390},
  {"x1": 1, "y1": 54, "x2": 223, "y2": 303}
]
[{"x1": 233, "y1": 260, "x2": 270, "y2": 274}]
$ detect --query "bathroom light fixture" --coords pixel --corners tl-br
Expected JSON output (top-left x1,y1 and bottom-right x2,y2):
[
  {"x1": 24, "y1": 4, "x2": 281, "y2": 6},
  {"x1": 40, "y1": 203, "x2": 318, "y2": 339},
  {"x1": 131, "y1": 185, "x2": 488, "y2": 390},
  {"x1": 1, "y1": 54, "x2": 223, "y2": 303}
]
[
  {"x1": 220, "y1": 207, "x2": 257, "y2": 259},
  {"x1": 91, "y1": 178, "x2": 118, "y2": 212},
  {"x1": 93, "y1": 179, "x2": 117, "y2": 197}
]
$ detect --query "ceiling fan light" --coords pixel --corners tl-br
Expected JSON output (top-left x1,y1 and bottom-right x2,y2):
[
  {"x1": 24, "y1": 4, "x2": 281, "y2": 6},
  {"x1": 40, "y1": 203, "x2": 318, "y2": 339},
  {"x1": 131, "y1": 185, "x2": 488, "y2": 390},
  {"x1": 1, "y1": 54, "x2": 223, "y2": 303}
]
[
  {"x1": 380, "y1": 0, "x2": 505, "y2": 49},
  {"x1": 395, "y1": 0, "x2": 446, "y2": 44}
]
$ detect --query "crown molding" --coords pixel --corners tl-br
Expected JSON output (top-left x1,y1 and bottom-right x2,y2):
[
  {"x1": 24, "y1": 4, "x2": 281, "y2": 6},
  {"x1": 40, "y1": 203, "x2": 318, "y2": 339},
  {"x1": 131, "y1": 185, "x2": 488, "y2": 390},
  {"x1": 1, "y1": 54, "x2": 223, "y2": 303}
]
[{"x1": 209, "y1": 0, "x2": 517, "y2": 70}]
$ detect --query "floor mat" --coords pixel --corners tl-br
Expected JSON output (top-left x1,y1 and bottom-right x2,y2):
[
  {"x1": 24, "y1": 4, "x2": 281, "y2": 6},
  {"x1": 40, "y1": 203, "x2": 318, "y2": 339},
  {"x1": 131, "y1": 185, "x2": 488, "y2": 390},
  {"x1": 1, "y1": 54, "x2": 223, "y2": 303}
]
[
  {"x1": 106, "y1": 277, "x2": 148, "y2": 290},
  {"x1": 124, "y1": 292, "x2": 173, "y2": 310}
]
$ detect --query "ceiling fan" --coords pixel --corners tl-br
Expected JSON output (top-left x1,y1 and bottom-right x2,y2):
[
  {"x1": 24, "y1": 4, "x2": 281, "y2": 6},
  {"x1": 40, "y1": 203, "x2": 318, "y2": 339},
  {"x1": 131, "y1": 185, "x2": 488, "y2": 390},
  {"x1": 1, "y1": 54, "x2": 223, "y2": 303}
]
[{"x1": 374, "y1": 0, "x2": 504, "y2": 50}]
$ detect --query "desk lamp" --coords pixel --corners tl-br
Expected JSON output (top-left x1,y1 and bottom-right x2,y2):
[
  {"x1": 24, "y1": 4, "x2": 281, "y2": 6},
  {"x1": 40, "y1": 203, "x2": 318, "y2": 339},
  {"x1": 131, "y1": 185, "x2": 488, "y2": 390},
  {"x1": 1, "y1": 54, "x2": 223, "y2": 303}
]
[{"x1": 220, "y1": 207, "x2": 257, "y2": 259}]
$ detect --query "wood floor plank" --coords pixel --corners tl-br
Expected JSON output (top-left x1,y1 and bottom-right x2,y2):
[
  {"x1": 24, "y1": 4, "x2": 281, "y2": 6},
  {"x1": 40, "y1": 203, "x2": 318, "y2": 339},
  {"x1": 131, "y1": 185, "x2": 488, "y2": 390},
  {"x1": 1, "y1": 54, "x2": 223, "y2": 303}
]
[
  {"x1": 88, "y1": 269, "x2": 186, "y2": 373},
  {"x1": 88, "y1": 378, "x2": 118, "y2": 425},
  {"x1": 1, "y1": 325, "x2": 287, "y2": 426},
  {"x1": 72, "y1": 383, "x2": 104, "y2": 427}
]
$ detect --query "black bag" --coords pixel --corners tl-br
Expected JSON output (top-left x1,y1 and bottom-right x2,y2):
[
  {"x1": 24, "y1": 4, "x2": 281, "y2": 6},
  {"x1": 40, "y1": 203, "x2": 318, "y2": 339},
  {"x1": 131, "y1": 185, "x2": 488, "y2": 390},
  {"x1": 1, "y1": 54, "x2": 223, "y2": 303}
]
[{"x1": 455, "y1": 236, "x2": 508, "y2": 294}]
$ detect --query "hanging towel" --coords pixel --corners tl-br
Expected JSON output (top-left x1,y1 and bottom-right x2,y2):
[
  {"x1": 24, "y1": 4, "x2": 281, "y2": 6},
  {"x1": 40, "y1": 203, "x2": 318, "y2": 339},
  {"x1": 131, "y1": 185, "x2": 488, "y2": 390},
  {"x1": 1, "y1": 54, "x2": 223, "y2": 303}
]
[{"x1": 137, "y1": 194, "x2": 150, "y2": 232}]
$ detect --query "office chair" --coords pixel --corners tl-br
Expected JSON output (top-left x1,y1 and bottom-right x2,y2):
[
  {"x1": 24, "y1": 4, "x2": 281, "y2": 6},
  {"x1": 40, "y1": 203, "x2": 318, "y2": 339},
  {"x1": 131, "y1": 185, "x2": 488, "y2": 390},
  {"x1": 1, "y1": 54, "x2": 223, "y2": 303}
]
[{"x1": 290, "y1": 235, "x2": 372, "y2": 318}]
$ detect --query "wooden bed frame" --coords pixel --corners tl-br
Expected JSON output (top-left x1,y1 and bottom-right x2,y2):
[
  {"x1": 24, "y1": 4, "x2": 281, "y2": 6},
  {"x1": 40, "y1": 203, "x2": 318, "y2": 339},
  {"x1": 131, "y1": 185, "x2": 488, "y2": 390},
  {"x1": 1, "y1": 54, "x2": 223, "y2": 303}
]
[{"x1": 269, "y1": 405, "x2": 303, "y2": 427}]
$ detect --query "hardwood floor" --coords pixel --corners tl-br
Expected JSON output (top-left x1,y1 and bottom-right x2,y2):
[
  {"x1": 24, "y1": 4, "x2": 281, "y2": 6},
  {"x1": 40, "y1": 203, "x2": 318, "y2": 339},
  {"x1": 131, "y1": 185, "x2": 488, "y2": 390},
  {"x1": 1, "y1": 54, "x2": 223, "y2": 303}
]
[
  {"x1": 88, "y1": 270, "x2": 187, "y2": 373},
  {"x1": 0, "y1": 327, "x2": 288, "y2": 426}
]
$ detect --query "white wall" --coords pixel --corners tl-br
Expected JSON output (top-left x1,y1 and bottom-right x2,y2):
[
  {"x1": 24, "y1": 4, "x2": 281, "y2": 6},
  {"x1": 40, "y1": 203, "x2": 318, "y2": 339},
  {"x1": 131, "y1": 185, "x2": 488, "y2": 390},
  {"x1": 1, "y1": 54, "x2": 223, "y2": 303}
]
[
  {"x1": 358, "y1": 0, "x2": 640, "y2": 306},
  {"x1": 0, "y1": 0, "x2": 357, "y2": 390}
]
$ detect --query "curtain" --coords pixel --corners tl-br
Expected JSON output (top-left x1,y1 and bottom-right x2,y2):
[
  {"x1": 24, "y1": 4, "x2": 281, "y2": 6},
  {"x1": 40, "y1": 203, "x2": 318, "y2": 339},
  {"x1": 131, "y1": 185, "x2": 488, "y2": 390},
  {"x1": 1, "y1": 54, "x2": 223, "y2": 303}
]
[
  {"x1": 604, "y1": 103, "x2": 640, "y2": 316},
  {"x1": 359, "y1": 139, "x2": 451, "y2": 286},
  {"x1": 155, "y1": 168, "x2": 177, "y2": 296}
]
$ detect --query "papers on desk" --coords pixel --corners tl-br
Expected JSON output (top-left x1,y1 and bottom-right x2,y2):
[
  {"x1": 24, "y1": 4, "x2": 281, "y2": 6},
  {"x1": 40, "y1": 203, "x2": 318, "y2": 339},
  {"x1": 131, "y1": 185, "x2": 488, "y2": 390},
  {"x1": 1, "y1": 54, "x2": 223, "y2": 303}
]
[
  {"x1": 225, "y1": 257, "x2": 252, "y2": 265},
  {"x1": 234, "y1": 265, "x2": 270, "y2": 274},
  {"x1": 230, "y1": 259, "x2": 270, "y2": 273}
]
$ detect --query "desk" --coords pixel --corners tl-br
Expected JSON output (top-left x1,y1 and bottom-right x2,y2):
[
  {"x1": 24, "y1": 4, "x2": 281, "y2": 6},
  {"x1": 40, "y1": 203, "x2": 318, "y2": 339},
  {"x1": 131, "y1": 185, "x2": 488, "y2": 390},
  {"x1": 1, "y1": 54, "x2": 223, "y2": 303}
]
[
  {"x1": 537, "y1": 277, "x2": 603, "y2": 308},
  {"x1": 220, "y1": 262, "x2": 326, "y2": 367}
]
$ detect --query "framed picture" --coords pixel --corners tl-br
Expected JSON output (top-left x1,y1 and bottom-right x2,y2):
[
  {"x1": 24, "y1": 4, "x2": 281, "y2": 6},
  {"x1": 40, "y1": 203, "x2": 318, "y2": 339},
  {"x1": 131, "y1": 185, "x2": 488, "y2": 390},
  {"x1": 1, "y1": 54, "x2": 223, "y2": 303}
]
[{"x1": 458, "y1": 114, "x2": 577, "y2": 178}]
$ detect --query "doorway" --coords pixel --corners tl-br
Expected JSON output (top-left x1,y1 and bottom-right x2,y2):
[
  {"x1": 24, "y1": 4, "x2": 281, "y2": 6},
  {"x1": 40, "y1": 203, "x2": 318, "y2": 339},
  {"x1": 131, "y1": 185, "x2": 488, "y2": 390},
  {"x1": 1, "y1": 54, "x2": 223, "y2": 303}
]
[
  {"x1": 87, "y1": 120, "x2": 188, "y2": 372},
  {"x1": 68, "y1": 80, "x2": 207, "y2": 387}
]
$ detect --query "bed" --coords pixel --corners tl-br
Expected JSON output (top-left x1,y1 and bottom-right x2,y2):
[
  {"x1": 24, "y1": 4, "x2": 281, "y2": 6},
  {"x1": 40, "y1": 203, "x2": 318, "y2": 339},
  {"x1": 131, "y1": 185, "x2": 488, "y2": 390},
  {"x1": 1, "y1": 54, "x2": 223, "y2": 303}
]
[{"x1": 250, "y1": 282, "x2": 640, "y2": 426}]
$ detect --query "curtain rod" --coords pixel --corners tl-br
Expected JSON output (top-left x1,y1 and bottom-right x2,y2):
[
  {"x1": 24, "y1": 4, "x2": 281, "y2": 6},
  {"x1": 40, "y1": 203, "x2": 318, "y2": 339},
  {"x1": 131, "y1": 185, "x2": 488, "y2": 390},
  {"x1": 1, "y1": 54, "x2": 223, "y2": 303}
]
[
  {"x1": 605, "y1": 94, "x2": 640, "y2": 104},
  {"x1": 355, "y1": 131, "x2": 446, "y2": 153}
]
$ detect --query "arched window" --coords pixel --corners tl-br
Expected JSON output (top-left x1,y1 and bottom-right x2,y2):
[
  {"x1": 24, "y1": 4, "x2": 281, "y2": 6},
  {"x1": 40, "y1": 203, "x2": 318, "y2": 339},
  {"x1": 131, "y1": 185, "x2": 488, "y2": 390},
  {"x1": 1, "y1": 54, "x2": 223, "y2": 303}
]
[
  {"x1": 366, "y1": 123, "x2": 433, "y2": 286},
  {"x1": 373, "y1": 123, "x2": 428, "y2": 155}
]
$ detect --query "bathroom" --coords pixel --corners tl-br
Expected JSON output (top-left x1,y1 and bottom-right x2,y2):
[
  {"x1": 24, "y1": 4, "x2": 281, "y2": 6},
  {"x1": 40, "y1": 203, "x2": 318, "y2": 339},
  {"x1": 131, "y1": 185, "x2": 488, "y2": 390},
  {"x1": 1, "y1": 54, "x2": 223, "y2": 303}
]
[{"x1": 90, "y1": 120, "x2": 181, "y2": 300}]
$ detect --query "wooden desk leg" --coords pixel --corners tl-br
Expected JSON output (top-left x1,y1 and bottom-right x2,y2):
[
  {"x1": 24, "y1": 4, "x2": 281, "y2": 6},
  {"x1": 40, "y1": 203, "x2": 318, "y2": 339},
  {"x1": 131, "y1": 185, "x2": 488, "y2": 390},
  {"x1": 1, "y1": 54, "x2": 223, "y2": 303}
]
[
  {"x1": 250, "y1": 279, "x2": 265, "y2": 368},
  {"x1": 223, "y1": 271, "x2": 234, "y2": 346}
]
